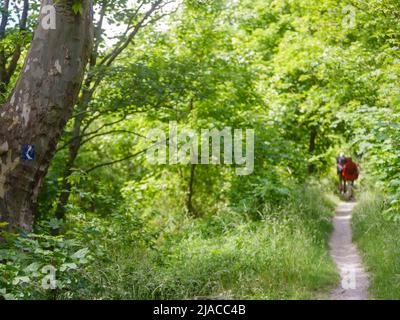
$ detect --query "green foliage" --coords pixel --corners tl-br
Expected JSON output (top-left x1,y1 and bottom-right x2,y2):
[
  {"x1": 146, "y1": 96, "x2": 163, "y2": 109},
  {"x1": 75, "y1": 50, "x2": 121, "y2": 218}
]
[
  {"x1": 5, "y1": 0, "x2": 400, "y2": 300},
  {"x1": 353, "y1": 190, "x2": 400, "y2": 299},
  {"x1": 72, "y1": 0, "x2": 83, "y2": 15},
  {"x1": 70, "y1": 185, "x2": 337, "y2": 299},
  {"x1": 0, "y1": 231, "x2": 92, "y2": 300}
]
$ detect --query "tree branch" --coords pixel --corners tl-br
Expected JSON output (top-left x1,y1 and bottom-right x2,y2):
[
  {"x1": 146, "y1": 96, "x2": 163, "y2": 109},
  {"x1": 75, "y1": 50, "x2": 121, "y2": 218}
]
[{"x1": 85, "y1": 138, "x2": 169, "y2": 173}]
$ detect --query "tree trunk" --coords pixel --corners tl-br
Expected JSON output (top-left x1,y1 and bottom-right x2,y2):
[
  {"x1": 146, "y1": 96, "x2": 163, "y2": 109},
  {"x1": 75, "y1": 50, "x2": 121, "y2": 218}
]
[
  {"x1": 0, "y1": 0, "x2": 30, "y2": 96},
  {"x1": 185, "y1": 164, "x2": 196, "y2": 216},
  {"x1": 53, "y1": 104, "x2": 85, "y2": 223},
  {"x1": 53, "y1": 8, "x2": 105, "y2": 223},
  {"x1": 0, "y1": 0, "x2": 93, "y2": 232},
  {"x1": 308, "y1": 128, "x2": 317, "y2": 174},
  {"x1": 0, "y1": 0, "x2": 11, "y2": 96}
]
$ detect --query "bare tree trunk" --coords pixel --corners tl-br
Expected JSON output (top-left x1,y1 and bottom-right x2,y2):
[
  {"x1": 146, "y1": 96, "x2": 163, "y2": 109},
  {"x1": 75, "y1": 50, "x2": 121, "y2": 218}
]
[
  {"x1": 0, "y1": 0, "x2": 93, "y2": 231},
  {"x1": 53, "y1": 102, "x2": 86, "y2": 222},
  {"x1": 0, "y1": 0, "x2": 11, "y2": 95},
  {"x1": 0, "y1": 0, "x2": 30, "y2": 96},
  {"x1": 54, "y1": 3, "x2": 106, "y2": 223},
  {"x1": 308, "y1": 128, "x2": 317, "y2": 174},
  {"x1": 0, "y1": 0, "x2": 10, "y2": 39},
  {"x1": 185, "y1": 164, "x2": 196, "y2": 216}
]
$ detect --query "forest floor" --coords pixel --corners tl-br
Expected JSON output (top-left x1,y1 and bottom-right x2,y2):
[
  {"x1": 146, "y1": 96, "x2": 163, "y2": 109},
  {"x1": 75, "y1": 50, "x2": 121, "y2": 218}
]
[{"x1": 329, "y1": 201, "x2": 369, "y2": 300}]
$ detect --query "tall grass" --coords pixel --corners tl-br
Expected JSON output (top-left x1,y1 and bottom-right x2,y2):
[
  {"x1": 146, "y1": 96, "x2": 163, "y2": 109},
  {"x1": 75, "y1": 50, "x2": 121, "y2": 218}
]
[
  {"x1": 353, "y1": 190, "x2": 400, "y2": 299},
  {"x1": 77, "y1": 185, "x2": 338, "y2": 299}
]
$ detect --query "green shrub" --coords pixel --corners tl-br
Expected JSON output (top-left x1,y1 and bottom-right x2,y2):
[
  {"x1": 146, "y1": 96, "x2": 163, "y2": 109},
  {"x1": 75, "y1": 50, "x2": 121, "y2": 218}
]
[
  {"x1": 0, "y1": 229, "x2": 92, "y2": 300},
  {"x1": 353, "y1": 190, "x2": 400, "y2": 299},
  {"x1": 74, "y1": 184, "x2": 338, "y2": 300},
  {"x1": 2, "y1": 184, "x2": 338, "y2": 300}
]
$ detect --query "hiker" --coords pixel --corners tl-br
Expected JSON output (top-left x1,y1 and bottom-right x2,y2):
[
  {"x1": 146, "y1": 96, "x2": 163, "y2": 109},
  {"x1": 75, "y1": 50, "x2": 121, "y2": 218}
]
[
  {"x1": 342, "y1": 157, "x2": 359, "y2": 195},
  {"x1": 336, "y1": 153, "x2": 347, "y2": 192}
]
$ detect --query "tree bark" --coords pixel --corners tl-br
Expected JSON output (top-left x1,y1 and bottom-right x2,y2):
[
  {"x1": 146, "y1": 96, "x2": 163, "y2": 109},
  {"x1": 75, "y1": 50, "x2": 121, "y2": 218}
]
[
  {"x1": 185, "y1": 164, "x2": 196, "y2": 216},
  {"x1": 308, "y1": 128, "x2": 317, "y2": 174},
  {"x1": 53, "y1": 2, "x2": 106, "y2": 223},
  {"x1": 0, "y1": 0, "x2": 10, "y2": 39},
  {"x1": 0, "y1": 0, "x2": 93, "y2": 231},
  {"x1": 0, "y1": 0, "x2": 11, "y2": 95},
  {"x1": 0, "y1": 0, "x2": 30, "y2": 96}
]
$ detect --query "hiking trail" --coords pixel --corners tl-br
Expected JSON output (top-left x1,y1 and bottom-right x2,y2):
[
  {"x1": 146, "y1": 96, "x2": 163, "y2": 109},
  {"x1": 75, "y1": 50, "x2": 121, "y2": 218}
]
[{"x1": 329, "y1": 201, "x2": 369, "y2": 300}]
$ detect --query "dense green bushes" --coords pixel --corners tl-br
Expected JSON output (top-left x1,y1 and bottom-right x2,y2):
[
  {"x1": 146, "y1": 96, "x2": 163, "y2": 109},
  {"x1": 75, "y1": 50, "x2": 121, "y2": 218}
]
[
  {"x1": 1, "y1": 185, "x2": 337, "y2": 300},
  {"x1": 353, "y1": 190, "x2": 400, "y2": 299},
  {"x1": 0, "y1": 230, "x2": 91, "y2": 300},
  {"x1": 85, "y1": 185, "x2": 337, "y2": 300},
  {"x1": 3, "y1": 0, "x2": 399, "y2": 301}
]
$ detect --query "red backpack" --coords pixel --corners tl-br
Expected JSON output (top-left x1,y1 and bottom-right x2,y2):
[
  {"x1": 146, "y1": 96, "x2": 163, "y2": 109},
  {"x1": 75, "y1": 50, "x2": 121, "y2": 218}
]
[{"x1": 343, "y1": 161, "x2": 359, "y2": 181}]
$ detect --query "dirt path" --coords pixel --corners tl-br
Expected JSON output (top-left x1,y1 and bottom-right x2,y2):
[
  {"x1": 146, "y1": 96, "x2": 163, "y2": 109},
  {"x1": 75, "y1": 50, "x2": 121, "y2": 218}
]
[{"x1": 329, "y1": 201, "x2": 369, "y2": 300}]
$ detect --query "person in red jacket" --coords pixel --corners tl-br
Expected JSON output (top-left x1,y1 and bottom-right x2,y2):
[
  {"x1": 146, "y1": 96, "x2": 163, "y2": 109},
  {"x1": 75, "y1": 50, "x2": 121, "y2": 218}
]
[{"x1": 342, "y1": 157, "x2": 359, "y2": 194}]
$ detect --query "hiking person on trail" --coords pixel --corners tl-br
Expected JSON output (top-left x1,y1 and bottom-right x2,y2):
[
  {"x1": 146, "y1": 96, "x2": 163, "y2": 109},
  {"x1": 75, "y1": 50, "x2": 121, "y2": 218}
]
[
  {"x1": 342, "y1": 157, "x2": 359, "y2": 195},
  {"x1": 336, "y1": 153, "x2": 347, "y2": 192}
]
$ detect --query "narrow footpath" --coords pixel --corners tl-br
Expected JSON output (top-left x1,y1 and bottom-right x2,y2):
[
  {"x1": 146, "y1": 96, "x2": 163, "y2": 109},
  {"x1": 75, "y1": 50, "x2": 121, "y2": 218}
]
[{"x1": 330, "y1": 201, "x2": 369, "y2": 300}]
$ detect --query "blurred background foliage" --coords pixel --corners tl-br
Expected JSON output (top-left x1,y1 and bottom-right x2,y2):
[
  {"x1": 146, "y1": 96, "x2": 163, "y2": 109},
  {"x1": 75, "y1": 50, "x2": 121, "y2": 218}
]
[{"x1": 1, "y1": 0, "x2": 399, "y2": 299}]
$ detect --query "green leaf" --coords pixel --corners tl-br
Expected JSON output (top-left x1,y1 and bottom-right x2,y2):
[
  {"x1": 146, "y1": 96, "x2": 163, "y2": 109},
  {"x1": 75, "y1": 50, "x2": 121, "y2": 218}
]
[
  {"x1": 72, "y1": 0, "x2": 83, "y2": 15},
  {"x1": 24, "y1": 262, "x2": 40, "y2": 273},
  {"x1": 0, "y1": 222, "x2": 9, "y2": 228},
  {"x1": 47, "y1": 218, "x2": 63, "y2": 230},
  {"x1": 12, "y1": 276, "x2": 31, "y2": 285},
  {"x1": 71, "y1": 248, "x2": 89, "y2": 260},
  {"x1": 60, "y1": 262, "x2": 78, "y2": 272}
]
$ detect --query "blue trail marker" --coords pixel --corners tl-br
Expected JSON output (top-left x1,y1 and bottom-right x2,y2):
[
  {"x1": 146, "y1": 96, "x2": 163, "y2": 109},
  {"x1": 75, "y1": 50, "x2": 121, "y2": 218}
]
[{"x1": 22, "y1": 144, "x2": 35, "y2": 160}]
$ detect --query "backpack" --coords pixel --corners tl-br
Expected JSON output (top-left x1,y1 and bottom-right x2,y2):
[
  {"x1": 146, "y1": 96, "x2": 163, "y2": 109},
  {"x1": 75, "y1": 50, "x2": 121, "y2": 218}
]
[
  {"x1": 343, "y1": 161, "x2": 359, "y2": 181},
  {"x1": 345, "y1": 162, "x2": 358, "y2": 175}
]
